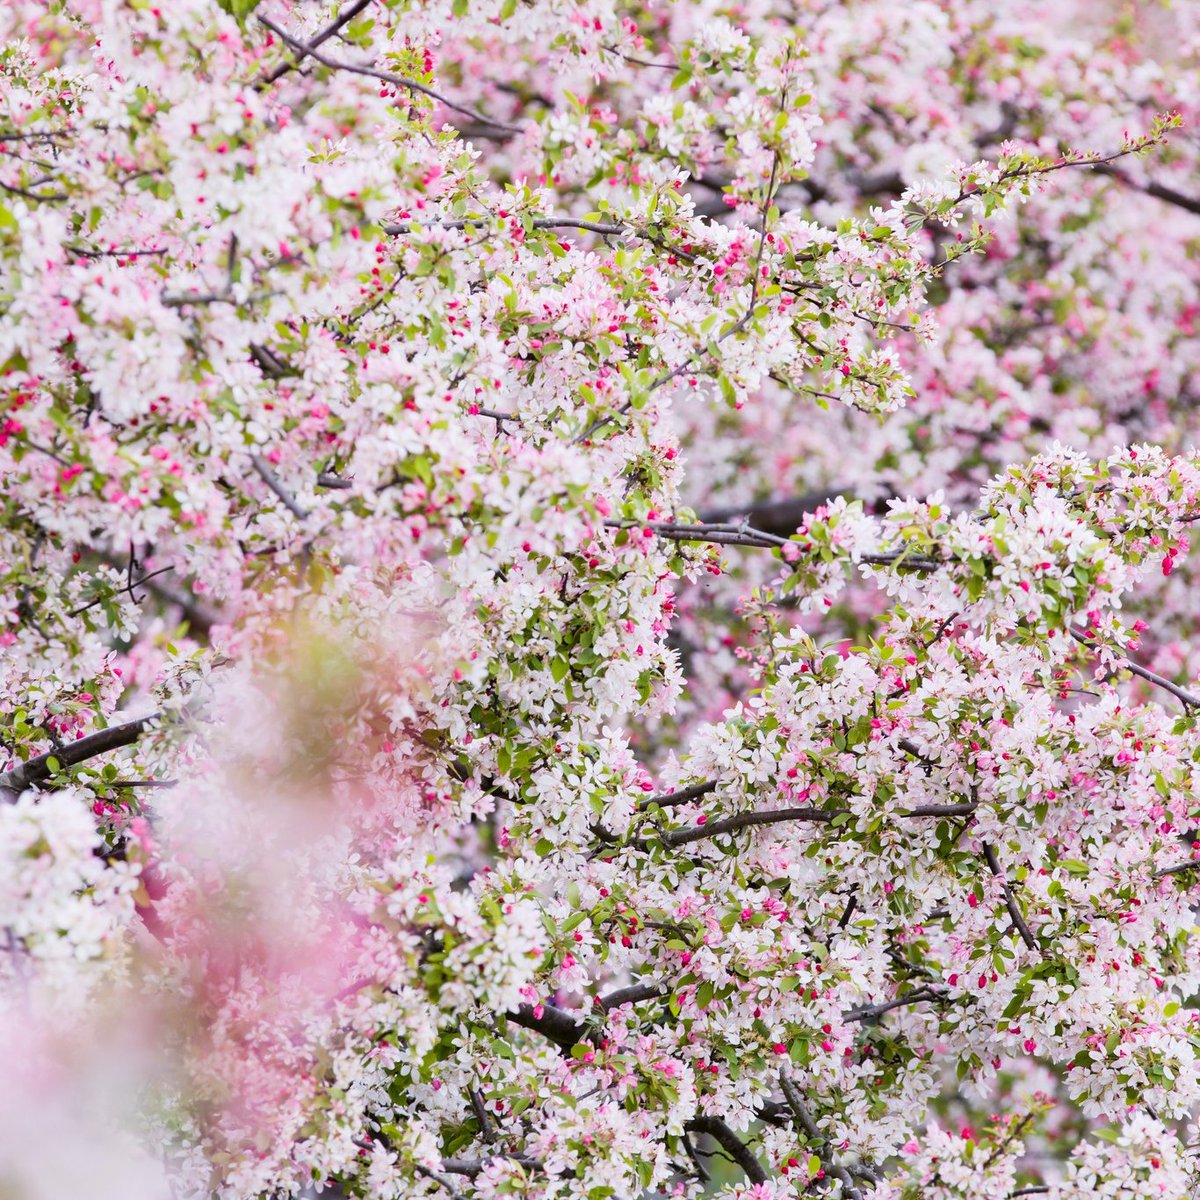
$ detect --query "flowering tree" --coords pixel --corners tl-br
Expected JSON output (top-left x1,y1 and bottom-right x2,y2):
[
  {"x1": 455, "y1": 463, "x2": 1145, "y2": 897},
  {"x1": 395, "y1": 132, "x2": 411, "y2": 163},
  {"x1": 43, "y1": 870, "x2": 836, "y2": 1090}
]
[{"x1": 3, "y1": 1, "x2": 1200, "y2": 1197}]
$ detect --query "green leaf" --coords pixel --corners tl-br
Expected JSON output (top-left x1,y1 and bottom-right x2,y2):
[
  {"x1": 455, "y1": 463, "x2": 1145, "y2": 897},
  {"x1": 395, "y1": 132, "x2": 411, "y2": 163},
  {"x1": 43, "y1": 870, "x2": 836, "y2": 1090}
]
[{"x1": 217, "y1": 0, "x2": 262, "y2": 25}]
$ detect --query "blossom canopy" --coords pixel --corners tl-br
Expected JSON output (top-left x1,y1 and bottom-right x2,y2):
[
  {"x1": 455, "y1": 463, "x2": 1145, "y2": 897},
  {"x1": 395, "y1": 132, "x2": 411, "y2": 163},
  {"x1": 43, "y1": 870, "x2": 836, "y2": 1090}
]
[{"x1": 1, "y1": 2, "x2": 1200, "y2": 1199}]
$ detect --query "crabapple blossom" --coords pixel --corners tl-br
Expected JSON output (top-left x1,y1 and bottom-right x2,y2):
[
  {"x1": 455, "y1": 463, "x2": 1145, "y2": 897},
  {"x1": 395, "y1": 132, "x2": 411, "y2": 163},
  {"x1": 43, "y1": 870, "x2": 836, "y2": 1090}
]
[{"x1": 1, "y1": 1, "x2": 1200, "y2": 1198}]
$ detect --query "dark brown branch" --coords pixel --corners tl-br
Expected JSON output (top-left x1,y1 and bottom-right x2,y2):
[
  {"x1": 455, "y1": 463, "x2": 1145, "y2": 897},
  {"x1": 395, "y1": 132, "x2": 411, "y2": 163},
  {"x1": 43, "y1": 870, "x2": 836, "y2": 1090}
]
[
  {"x1": 651, "y1": 797, "x2": 977, "y2": 848},
  {"x1": 68, "y1": 565, "x2": 176, "y2": 618},
  {"x1": 505, "y1": 1002, "x2": 583, "y2": 1048},
  {"x1": 384, "y1": 216, "x2": 627, "y2": 236},
  {"x1": 698, "y1": 489, "x2": 848, "y2": 535},
  {"x1": 641, "y1": 781, "x2": 718, "y2": 808},
  {"x1": 900, "y1": 802, "x2": 977, "y2": 817},
  {"x1": 982, "y1": 1113, "x2": 1034, "y2": 1171},
  {"x1": 472, "y1": 407, "x2": 523, "y2": 426},
  {"x1": 257, "y1": 15, "x2": 521, "y2": 134},
  {"x1": 1154, "y1": 859, "x2": 1200, "y2": 879},
  {"x1": 0, "y1": 179, "x2": 67, "y2": 202},
  {"x1": 259, "y1": 0, "x2": 375, "y2": 85},
  {"x1": 609, "y1": 520, "x2": 787, "y2": 550},
  {"x1": 685, "y1": 1116, "x2": 767, "y2": 1185},
  {"x1": 65, "y1": 245, "x2": 168, "y2": 259},
  {"x1": 682, "y1": 1130, "x2": 711, "y2": 1183},
  {"x1": 1, "y1": 712, "x2": 161, "y2": 798},
  {"x1": 600, "y1": 983, "x2": 663, "y2": 1011},
  {"x1": 662, "y1": 806, "x2": 839, "y2": 848},
  {"x1": 413, "y1": 1163, "x2": 466, "y2": 1200},
  {"x1": 469, "y1": 1087, "x2": 496, "y2": 1144},
  {"x1": 161, "y1": 287, "x2": 278, "y2": 309},
  {"x1": 441, "y1": 1154, "x2": 543, "y2": 1178},
  {"x1": 983, "y1": 842, "x2": 1038, "y2": 952},
  {"x1": 842, "y1": 987, "x2": 943, "y2": 1023},
  {"x1": 249, "y1": 342, "x2": 297, "y2": 379},
  {"x1": 614, "y1": 519, "x2": 944, "y2": 571}
]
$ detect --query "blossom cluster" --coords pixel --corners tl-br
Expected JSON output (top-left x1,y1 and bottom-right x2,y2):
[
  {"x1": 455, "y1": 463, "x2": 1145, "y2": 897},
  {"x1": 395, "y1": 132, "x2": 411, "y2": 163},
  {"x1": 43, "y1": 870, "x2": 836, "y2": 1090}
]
[{"x1": 1, "y1": 1, "x2": 1199, "y2": 1198}]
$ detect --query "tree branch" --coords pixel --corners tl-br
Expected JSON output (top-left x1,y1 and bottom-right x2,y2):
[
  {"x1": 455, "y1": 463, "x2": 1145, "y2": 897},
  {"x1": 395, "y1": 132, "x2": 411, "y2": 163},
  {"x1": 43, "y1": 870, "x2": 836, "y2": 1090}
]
[
  {"x1": 983, "y1": 842, "x2": 1038, "y2": 952},
  {"x1": 68, "y1": 565, "x2": 176, "y2": 618},
  {"x1": 640, "y1": 780, "x2": 719, "y2": 809},
  {"x1": 1153, "y1": 859, "x2": 1200, "y2": 879},
  {"x1": 698, "y1": 489, "x2": 849, "y2": 535},
  {"x1": 1092, "y1": 163, "x2": 1200, "y2": 216},
  {"x1": 259, "y1": 0, "x2": 375, "y2": 86},
  {"x1": 1069, "y1": 627, "x2": 1200, "y2": 709},
  {"x1": 652, "y1": 798, "x2": 978, "y2": 848},
  {"x1": 685, "y1": 1116, "x2": 767, "y2": 1185},
  {"x1": 778, "y1": 1070, "x2": 863, "y2": 1200},
  {"x1": 257, "y1": 15, "x2": 521, "y2": 134},
  {"x1": 505, "y1": 1002, "x2": 583, "y2": 1048},
  {"x1": 384, "y1": 216, "x2": 627, "y2": 237},
  {"x1": 251, "y1": 454, "x2": 312, "y2": 521},
  {"x1": 1, "y1": 711, "x2": 161, "y2": 798},
  {"x1": 600, "y1": 982, "x2": 663, "y2": 1011},
  {"x1": 842, "y1": 987, "x2": 944, "y2": 1023},
  {"x1": 413, "y1": 1164, "x2": 465, "y2": 1200},
  {"x1": 662, "y1": 806, "x2": 840, "y2": 848},
  {"x1": 441, "y1": 1154, "x2": 543, "y2": 1178}
]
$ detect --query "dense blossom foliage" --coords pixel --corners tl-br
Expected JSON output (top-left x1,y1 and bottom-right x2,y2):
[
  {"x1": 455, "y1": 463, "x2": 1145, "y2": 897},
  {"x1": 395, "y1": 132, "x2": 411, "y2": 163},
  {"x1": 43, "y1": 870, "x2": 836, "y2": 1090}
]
[{"x1": 1, "y1": 1, "x2": 1199, "y2": 1197}]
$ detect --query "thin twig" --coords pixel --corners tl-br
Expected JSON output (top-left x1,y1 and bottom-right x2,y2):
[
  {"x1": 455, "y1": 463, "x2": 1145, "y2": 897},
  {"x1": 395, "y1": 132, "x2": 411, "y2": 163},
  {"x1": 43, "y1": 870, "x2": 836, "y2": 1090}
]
[
  {"x1": 1069, "y1": 627, "x2": 1200, "y2": 709},
  {"x1": 982, "y1": 1113, "x2": 1034, "y2": 1171},
  {"x1": 259, "y1": 0, "x2": 375, "y2": 85},
  {"x1": 983, "y1": 842, "x2": 1039, "y2": 952},
  {"x1": 258, "y1": 15, "x2": 520, "y2": 133},
  {"x1": 412, "y1": 1163, "x2": 465, "y2": 1200},
  {"x1": 250, "y1": 454, "x2": 311, "y2": 520},
  {"x1": 385, "y1": 216, "x2": 626, "y2": 236},
  {"x1": 575, "y1": 149, "x2": 782, "y2": 445},
  {"x1": 69, "y1": 565, "x2": 176, "y2": 618}
]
